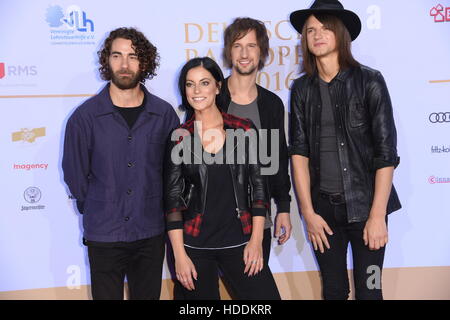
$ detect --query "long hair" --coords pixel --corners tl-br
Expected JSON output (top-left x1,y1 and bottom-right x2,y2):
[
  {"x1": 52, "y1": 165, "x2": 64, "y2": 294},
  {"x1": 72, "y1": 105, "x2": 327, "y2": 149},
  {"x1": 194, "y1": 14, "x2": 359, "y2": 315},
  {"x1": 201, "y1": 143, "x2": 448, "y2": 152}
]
[
  {"x1": 222, "y1": 17, "x2": 269, "y2": 70},
  {"x1": 178, "y1": 57, "x2": 225, "y2": 121},
  {"x1": 98, "y1": 27, "x2": 159, "y2": 83},
  {"x1": 301, "y1": 14, "x2": 359, "y2": 76}
]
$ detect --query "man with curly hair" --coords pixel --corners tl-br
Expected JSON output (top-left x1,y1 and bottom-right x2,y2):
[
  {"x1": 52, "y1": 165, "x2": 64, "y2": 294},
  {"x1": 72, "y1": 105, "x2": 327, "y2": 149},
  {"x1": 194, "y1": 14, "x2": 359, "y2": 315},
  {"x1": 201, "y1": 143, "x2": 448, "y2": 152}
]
[{"x1": 62, "y1": 27, "x2": 179, "y2": 300}]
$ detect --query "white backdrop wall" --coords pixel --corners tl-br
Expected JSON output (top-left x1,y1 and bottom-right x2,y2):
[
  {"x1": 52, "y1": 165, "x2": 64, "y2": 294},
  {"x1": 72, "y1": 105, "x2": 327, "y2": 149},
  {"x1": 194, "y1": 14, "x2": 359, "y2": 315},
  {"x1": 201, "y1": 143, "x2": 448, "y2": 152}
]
[{"x1": 1, "y1": 0, "x2": 449, "y2": 293}]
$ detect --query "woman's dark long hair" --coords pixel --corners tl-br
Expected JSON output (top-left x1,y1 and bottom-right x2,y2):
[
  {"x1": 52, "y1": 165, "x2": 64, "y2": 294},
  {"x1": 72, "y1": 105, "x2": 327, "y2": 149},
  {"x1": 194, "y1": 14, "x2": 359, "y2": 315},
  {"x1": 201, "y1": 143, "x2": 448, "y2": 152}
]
[{"x1": 178, "y1": 57, "x2": 225, "y2": 121}]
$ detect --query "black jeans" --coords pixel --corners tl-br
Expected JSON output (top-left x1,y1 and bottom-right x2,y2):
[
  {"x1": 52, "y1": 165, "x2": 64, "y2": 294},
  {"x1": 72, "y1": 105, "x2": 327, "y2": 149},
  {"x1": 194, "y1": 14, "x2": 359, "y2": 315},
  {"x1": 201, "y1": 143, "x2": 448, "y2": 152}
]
[
  {"x1": 176, "y1": 244, "x2": 281, "y2": 300},
  {"x1": 87, "y1": 234, "x2": 165, "y2": 300},
  {"x1": 174, "y1": 228, "x2": 274, "y2": 300},
  {"x1": 314, "y1": 193, "x2": 387, "y2": 300}
]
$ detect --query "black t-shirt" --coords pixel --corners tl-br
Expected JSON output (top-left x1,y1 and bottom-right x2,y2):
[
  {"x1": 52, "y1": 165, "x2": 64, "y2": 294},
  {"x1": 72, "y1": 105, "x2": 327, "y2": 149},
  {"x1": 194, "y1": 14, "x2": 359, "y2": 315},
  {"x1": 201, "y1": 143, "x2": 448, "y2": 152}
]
[
  {"x1": 114, "y1": 96, "x2": 145, "y2": 129},
  {"x1": 184, "y1": 144, "x2": 250, "y2": 249},
  {"x1": 319, "y1": 78, "x2": 344, "y2": 193}
]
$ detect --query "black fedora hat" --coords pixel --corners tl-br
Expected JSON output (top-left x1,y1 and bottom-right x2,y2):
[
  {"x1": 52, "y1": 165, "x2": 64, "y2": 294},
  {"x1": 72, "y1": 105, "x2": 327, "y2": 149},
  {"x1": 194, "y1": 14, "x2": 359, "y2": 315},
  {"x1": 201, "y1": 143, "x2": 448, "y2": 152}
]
[{"x1": 289, "y1": 0, "x2": 361, "y2": 41}]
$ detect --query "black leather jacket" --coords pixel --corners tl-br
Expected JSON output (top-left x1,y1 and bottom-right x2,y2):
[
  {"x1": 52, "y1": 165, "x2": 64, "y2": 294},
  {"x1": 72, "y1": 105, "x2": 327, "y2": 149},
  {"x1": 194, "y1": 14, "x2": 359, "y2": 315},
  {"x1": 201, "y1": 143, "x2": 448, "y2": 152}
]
[
  {"x1": 289, "y1": 65, "x2": 401, "y2": 223},
  {"x1": 219, "y1": 78, "x2": 291, "y2": 214},
  {"x1": 164, "y1": 112, "x2": 269, "y2": 237}
]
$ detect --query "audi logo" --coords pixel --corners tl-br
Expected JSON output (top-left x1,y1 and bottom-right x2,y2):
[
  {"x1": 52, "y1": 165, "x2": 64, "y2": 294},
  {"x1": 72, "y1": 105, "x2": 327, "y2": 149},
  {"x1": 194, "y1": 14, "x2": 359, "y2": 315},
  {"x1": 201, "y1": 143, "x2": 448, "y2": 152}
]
[{"x1": 429, "y1": 112, "x2": 450, "y2": 123}]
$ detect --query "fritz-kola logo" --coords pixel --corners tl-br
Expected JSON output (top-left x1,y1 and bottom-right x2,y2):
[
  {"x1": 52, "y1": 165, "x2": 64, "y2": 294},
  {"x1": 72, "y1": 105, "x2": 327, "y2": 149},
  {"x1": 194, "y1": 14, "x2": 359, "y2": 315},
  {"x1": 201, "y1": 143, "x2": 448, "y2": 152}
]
[
  {"x1": 12, "y1": 127, "x2": 46, "y2": 143},
  {"x1": 46, "y1": 5, "x2": 94, "y2": 32},
  {"x1": 430, "y1": 4, "x2": 450, "y2": 22}
]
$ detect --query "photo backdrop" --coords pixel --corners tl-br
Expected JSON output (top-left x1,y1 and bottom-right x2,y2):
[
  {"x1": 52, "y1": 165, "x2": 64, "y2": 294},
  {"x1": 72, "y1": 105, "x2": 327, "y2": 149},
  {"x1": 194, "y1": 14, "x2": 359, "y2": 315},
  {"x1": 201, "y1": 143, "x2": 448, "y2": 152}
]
[{"x1": 1, "y1": 0, "x2": 449, "y2": 295}]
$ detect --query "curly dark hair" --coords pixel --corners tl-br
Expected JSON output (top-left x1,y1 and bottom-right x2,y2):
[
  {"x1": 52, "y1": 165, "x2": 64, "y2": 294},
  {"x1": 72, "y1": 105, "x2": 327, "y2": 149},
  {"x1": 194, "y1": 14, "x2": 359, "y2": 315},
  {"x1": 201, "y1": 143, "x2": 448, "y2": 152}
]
[{"x1": 98, "y1": 27, "x2": 160, "y2": 83}]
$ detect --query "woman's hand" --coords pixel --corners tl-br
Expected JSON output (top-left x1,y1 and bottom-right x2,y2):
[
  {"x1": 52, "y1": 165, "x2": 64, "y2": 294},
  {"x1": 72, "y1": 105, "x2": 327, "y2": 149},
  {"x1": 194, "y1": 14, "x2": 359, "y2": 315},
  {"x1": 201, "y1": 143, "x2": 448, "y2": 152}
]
[
  {"x1": 243, "y1": 239, "x2": 263, "y2": 277},
  {"x1": 175, "y1": 253, "x2": 198, "y2": 291}
]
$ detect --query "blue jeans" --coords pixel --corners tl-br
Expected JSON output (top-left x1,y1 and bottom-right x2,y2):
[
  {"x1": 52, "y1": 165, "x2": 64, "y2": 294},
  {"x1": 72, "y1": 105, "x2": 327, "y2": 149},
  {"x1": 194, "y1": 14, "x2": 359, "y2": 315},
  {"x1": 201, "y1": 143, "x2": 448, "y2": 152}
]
[{"x1": 313, "y1": 192, "x2": 387, "y2": 300}]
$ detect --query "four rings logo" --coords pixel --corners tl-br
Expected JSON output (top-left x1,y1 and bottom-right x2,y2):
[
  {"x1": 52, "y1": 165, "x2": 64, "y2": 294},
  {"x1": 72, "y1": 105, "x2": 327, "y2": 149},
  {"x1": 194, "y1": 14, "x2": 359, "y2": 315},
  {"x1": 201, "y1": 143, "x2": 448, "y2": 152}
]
[{"x1": 429, "y1": 112, "x2": 450, "y2": 123}]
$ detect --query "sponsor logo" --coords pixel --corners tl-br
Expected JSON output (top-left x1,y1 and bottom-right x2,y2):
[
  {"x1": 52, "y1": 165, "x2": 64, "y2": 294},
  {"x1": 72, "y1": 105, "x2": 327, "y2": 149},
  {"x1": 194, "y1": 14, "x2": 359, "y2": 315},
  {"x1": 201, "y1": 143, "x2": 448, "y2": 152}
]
[
  {"x1": 430, "y1": 4, "x2": 450, "y2": 22},
  {"x1": 429, "y1": 112, "x2": 450, "y2": 123},
  {"x1": 22, "y1": 187, "x2": 46, "y2": 211},
  {"x1": 45, "y1": 5, "x2": 95, "y2": 45},
  {"x1": 24, "y1": 187, "x2": 42, "y2": 203},
  {"x1": 431, "y1": 145, "x2": 450, "y2": 153},
  {"x1": 13, "y1": 163, "x2": 49, "y2": 170},
  {"x1": 0, "y1": 62, "x2": 38, "y2": 88},
  {"x1": 428, "y1": 176, "x2": 450, "y2": 184},
  {"x1": 0, "y1": 62, "x2": 37, "y2": 79},
  {"x1": 12, "y1": 127, "x2": 46, "y2": 143}
]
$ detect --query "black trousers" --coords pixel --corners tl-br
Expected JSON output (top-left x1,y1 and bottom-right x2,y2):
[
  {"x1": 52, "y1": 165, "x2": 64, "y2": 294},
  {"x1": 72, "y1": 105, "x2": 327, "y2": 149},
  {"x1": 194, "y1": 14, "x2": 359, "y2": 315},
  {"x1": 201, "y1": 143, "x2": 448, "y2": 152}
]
[
  {"x1": 314, "y1": 193, "x2": 387, "y2": 300},
  {"x1": 87, "y1": 234, "x2": 165, "y2": 300},
  {"x1": 176, "y1": 244, "x2": 281, "y2": 300},
  {"x1": 174, "y1": 228, "x2": 274, "y2": 300},
  {"x1": 262, "y1": 227, "x2": 272, "y2": 263}
]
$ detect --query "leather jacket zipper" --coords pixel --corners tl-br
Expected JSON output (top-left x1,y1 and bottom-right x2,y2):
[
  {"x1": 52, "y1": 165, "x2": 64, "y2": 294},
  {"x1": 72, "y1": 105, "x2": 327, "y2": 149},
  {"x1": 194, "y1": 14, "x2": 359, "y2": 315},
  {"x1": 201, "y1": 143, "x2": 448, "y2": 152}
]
[{"x1": 228, "y1": 165, "x2": 241, "y2": 218}]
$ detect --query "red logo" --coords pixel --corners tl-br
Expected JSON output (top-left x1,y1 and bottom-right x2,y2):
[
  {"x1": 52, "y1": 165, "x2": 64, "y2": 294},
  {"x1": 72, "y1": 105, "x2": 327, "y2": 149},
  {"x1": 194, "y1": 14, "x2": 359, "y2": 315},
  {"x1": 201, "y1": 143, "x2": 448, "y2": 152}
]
[
  {"x1": 0, "y1": 63, "x2": 5, "y2": 79},
  {"x1": 430, "y1": 4, "x2": 450, "y2": 22}
]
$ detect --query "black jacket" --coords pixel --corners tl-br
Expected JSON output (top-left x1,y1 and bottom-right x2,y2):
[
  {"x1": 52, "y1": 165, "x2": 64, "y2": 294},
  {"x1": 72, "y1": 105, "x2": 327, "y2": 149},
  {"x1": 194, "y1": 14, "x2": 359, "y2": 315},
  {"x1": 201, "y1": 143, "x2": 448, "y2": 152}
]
[
  {"x1": 289, "y1": 65, "x2": 401, "y2": 223},
  {"x1": 219, "y1": 78, "x2": 291, "y2": 214},
  {"x1": 164, "y1": 112, "x2": 269, "y2": 237}
]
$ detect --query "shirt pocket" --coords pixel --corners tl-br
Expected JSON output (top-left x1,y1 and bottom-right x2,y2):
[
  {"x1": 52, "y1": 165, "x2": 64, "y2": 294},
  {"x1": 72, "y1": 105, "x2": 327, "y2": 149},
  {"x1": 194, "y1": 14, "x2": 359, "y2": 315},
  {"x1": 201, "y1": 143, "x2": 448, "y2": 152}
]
[
  {"x1": 349, "y1": 102, "x2": 369, "y2": 128},
  {"x1": 147, "y1": 132, "x2": 166, "y2": 164}
]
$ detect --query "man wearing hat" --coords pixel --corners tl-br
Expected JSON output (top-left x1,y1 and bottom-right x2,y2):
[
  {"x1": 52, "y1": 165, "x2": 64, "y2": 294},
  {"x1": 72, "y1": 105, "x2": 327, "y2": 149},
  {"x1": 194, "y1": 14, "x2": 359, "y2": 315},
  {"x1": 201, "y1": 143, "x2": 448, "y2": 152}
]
[{"x1": 288, "y1": 0, "x2": 401, "y2": 299}]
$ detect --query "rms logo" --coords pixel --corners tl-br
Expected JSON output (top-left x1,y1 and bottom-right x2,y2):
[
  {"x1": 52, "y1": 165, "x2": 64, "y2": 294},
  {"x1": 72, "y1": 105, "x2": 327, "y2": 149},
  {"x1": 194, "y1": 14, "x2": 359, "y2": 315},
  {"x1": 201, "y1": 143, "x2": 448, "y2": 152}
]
[
  {"x1": 430, "y1": 4, "x2": 450, "y2": 22},
  {"x1": 0, "y1": 62, "x2": 37, "y2": 79}
]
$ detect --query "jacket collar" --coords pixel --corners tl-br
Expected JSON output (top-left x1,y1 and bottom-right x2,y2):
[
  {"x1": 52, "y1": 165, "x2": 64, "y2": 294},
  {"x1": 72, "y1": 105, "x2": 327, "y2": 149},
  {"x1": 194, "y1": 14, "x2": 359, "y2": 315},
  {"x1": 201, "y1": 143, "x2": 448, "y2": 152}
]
[
  {"x1": 94, "y1": 82, "x2": 164, "y2": 117},
  {"x1": 311, "y1": 66, "x2": 353, "y2": 85},
  {"x1": 180, "y1": 111, "x2": 252, "y2": 135},
  {"x1": 221, "y1": 76, "x2": 270, "y2": 129}
]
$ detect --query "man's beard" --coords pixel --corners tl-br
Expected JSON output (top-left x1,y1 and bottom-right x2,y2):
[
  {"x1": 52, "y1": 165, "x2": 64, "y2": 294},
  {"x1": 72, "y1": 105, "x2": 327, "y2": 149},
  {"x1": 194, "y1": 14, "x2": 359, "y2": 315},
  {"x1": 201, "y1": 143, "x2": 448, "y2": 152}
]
[
  {"x1": 111, "y1": 69, "x2": 141, "y2": 90},
  {"x1": 234, "y1": 64, "x2": 258, "y2": 76}
]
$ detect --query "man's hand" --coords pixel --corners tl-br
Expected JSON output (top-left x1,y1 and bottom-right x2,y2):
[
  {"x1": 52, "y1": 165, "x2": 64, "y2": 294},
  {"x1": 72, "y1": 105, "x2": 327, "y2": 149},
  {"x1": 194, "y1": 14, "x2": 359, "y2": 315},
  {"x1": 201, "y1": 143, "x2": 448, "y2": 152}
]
[
  {"x1": 274, "y1": 212, "x2": 292, "y2": 245},
  {"x1": 363, "y1": 216, "x2": 388, "y2": 250},
  {"x1": 304, "y1": 212, "x2": 333, "y2": 253}
]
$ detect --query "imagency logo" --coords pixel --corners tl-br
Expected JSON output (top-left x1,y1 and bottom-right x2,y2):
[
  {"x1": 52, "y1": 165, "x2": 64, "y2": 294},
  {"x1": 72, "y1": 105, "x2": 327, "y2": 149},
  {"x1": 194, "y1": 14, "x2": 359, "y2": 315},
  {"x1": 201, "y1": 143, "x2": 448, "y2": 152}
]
[
  {"x1": 430, "y1": 4, "x2": 450, "y2": 22},
  {"x1": 45, "y1": 5, "x2": 95, "y2": 45}
]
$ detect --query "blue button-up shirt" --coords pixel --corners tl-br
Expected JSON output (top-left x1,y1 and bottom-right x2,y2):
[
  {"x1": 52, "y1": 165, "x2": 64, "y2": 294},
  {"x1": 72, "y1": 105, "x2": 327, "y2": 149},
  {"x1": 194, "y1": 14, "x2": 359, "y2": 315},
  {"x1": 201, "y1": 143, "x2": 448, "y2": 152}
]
[{"x1": 62, "y1": 83, "x2": 180, "y2": 242}]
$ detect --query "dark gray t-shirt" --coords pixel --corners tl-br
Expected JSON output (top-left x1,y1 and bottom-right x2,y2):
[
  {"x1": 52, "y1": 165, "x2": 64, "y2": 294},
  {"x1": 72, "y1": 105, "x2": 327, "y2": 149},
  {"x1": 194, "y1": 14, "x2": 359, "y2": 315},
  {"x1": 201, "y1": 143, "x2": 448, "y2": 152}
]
[
  {"x1": 228, "y1": 99, "x2": 262, "y2": 130},
  {"x1": 228, "y1": 99, "x2": 273, "y2": 229},
  {"x1": 319, "y1": 78, "x2": 344, "y2": 194}
]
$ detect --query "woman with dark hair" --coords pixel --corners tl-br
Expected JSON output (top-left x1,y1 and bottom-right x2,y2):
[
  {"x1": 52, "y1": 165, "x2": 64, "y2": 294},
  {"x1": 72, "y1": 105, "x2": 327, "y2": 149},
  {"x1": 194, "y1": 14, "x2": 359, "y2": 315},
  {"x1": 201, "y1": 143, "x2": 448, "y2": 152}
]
[{"x1": 164, "y1": 57, "x2": 281, "y2": 299}]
